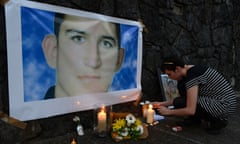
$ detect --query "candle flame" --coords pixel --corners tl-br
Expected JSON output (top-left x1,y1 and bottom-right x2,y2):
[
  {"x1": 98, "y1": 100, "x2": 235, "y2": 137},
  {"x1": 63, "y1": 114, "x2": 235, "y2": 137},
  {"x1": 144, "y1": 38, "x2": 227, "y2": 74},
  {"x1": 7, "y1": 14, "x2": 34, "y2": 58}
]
[
  {"x1": 101, "y1": 106, "x2": 106, "y2": 112},
  {"x1": 149, "y1": 104, "x2": 153, "y2": 109}
]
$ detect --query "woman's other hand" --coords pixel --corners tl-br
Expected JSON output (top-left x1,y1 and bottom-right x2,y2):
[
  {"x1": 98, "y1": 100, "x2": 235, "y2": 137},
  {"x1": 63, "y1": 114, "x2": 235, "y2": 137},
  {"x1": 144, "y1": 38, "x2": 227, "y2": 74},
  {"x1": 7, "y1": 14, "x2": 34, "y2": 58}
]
[{"x1": 151, "y1": 101, "x2": 162, "y2": 109}]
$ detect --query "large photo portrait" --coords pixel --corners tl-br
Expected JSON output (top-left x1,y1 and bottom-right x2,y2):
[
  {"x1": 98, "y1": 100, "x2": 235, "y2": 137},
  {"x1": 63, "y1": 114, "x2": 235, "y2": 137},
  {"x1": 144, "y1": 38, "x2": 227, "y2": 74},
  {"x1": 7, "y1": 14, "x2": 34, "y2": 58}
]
[{"x1": 5, "y1": 0, "x2": 143, "y2": 121}]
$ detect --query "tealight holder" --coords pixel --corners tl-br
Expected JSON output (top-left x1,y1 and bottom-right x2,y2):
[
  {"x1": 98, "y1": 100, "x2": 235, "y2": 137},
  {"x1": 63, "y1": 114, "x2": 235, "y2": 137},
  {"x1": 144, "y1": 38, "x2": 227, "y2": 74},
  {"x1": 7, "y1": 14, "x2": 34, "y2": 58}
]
[{"x1": 93, "y1": 103, "x2": 112, "y2": 137}]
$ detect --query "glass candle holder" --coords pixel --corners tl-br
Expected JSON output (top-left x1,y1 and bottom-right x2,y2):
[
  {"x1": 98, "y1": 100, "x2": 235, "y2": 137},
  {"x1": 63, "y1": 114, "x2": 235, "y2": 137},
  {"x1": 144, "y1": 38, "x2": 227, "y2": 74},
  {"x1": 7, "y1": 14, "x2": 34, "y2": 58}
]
[
  {"x1": 141, "y1": 101, "x2": 150, "y2": 119},
  {"x1": 142, "y1": 104, "x2": 148, "y2": 118},
  {"x1": 93, "y1": 103, "x2": 112, "y2": 137}
]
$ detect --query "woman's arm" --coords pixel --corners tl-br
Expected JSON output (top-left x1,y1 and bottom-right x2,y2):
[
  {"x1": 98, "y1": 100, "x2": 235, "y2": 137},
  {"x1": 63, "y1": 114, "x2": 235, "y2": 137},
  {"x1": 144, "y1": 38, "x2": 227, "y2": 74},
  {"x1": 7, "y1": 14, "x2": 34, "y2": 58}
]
[
  {"x1": 158, "y1": 85, "x2": 198, "y2": 116},
  {"x1": 152, "y1": 99, "x2": 173, "y2": 108}
]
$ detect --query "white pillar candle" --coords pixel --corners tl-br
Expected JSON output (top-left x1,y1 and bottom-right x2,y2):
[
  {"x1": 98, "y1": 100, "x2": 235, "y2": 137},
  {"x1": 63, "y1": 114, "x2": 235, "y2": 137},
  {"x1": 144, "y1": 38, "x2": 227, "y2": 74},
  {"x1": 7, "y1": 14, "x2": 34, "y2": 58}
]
[
  {"x1": 97, "y1": 107, "x2": 107, "y2": 132},
  {"x1": 147, "y1": 104, "x2": 154, "y2": 124}
]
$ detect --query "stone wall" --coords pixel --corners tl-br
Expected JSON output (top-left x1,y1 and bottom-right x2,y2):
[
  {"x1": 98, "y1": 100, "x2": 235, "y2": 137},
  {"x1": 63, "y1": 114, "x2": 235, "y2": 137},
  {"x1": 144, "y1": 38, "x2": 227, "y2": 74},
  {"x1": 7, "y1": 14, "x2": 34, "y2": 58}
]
[
  {"x1": 0, "y1": 0, "x2": 240, "y2": 143},
  {"x1": 140, "y1": 0, "x2": 240, "y2": 100}
]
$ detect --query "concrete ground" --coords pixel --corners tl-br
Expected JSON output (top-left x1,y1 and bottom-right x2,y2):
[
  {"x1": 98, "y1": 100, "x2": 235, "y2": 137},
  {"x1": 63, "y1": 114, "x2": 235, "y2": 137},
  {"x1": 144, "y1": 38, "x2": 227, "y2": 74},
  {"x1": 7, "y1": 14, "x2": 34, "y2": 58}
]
[
  {"x1": 0, "y1": 92, "x2": 240, "y2": 144},
  {"x1": 150, "y1": 91, "x2": 240, "y2": 144},
  {"x1": 154, "y1": 91, "x2": 240, "y2": 144},
  {"x1": 24, "y1": 92, "x2": 240, "y2": 144}
]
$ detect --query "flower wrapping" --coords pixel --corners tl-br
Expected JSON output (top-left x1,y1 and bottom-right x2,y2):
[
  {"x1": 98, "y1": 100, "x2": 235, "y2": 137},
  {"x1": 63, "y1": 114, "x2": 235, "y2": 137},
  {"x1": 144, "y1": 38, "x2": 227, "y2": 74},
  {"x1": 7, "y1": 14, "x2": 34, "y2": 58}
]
[{"x1": 111, "y1": 112, "x2": 148, "y2": 141}]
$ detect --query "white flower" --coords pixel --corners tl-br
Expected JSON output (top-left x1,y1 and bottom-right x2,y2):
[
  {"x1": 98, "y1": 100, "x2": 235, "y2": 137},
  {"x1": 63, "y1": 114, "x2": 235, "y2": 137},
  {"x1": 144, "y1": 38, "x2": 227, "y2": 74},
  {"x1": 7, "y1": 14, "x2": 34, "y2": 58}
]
[
  {"x1": 120, "y1": 128, "x2": 129, "y2": 137},
  {"x1": 136, "y1": 125, "x2": 144, "y2": 135},
  {"x1": 73, "y1": 116, "x2": 80, "y2": 122},
  {"x1": 126, "y1": 114, "x2": 136, "y2": 126}
]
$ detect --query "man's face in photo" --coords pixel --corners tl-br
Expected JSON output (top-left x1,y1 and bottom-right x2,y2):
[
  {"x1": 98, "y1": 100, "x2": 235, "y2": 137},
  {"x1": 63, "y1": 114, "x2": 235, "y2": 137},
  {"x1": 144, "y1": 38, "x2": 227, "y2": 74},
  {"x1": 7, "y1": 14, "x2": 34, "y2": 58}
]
[{"x1": 55, "y1": 15, "x2": 120, "y2": 97}]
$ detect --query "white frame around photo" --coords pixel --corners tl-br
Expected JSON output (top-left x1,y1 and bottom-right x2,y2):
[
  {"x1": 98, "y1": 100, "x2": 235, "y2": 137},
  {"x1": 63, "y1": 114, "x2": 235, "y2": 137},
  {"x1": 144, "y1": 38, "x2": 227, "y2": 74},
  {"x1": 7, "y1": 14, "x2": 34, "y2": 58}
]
[{"x1": 5, "y1": 0, "x2": 143, "y2": 121}]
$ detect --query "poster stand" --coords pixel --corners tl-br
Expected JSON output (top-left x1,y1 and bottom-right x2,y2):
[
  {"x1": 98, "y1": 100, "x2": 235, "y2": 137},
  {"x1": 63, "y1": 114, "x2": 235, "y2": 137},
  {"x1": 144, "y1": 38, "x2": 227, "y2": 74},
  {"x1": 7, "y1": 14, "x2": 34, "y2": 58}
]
[{"x1": 0, "y1": 111, "x2": 27, "y2": 129}]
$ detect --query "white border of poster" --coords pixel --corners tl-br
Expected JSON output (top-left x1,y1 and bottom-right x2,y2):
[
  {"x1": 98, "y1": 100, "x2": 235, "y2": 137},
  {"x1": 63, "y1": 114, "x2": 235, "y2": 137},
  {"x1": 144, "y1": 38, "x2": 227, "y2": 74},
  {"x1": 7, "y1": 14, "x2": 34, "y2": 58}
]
[{"x1": 5, "y1": 0, "x2": 143, "y2": 121}]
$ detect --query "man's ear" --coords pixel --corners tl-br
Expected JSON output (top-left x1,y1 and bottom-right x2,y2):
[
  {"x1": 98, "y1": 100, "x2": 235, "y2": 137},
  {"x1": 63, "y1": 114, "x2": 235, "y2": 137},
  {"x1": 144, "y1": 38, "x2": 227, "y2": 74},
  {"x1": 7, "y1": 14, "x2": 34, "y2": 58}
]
[
  {"x1": 42, "y1": 34, "x2": 57, "y2": 68},
  {"x1": 115, "y1": 48, "x2": 125, "y2": 71}
]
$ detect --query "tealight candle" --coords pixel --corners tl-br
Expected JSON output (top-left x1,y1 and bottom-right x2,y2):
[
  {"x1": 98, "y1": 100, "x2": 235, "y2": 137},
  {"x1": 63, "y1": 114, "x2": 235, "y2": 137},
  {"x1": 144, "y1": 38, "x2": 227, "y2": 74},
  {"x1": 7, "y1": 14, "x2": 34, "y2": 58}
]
[
  {"x1": 97, "y1": 107, "x2": 107, "y2": 132},
  {"x1": 147, "y1": 104, "x2": 154, "y2": 124}
]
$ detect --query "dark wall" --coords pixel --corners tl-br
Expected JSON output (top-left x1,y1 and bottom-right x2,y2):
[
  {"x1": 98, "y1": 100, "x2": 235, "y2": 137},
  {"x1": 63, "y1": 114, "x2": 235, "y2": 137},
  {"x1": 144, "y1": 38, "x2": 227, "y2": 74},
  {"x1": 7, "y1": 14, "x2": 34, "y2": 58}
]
[{"x1": 0, "y1": 0, "x2": 240, "y2": 142}]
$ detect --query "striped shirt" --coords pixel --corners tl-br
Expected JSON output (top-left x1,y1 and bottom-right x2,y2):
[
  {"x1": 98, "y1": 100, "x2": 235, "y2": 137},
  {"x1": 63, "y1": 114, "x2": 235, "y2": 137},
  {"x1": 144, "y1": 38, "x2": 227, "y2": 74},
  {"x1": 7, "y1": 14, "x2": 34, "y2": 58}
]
[{"x1": 182, "y1": 65, "x2": 237, "y2": 118}]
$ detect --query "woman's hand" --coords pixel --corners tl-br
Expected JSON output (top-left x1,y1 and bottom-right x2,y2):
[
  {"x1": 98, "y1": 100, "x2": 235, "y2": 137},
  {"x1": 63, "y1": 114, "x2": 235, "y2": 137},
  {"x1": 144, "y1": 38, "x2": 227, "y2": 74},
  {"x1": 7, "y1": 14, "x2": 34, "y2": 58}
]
[
  {"x1": 157, "y1": 106, "x2": 171, "y2": 116},
  {"x1": 151, "y1": 102, "x2": 162, "y2": 109},
  {"x1": 151, "y1": 100, "x2": 173, "y2": 108}
]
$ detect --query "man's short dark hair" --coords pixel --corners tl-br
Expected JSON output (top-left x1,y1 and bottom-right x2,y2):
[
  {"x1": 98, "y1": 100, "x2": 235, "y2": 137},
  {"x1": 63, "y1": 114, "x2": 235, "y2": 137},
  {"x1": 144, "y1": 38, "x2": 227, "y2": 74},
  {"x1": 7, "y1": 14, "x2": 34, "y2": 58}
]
[
  {"x1": 53, "y1": 13, "x2": 121, "y2": 48},
  {"x1": 54, "y1": 13, "x2": 65, "y2": 39}
]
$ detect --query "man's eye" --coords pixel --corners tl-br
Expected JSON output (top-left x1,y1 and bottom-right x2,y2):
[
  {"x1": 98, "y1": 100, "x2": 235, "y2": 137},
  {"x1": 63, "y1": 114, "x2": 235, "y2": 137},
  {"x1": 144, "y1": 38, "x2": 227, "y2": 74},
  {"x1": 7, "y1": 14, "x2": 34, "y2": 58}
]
[
  {"x1": 100, "y1": 39, "x2": 115, "y2": 49},
  {"x1": 71, "y1": 35, "x2": 85, "y2": 44}
]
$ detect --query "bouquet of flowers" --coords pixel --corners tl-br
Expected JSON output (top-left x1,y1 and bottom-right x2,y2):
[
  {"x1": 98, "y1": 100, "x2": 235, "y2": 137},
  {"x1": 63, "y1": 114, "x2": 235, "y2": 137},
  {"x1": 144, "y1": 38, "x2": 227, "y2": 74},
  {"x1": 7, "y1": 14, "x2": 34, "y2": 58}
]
[{"x1": 111, "y1": 113, "x2": 145, "y2": 141}]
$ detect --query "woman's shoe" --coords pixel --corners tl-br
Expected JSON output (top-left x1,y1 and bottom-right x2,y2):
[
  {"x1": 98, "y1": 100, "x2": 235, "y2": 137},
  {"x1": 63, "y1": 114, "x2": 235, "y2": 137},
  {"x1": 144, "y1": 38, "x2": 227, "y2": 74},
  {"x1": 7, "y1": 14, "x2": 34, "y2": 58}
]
[{"x1": 205, "y1": 119, "x2": 228, "y2": 135}]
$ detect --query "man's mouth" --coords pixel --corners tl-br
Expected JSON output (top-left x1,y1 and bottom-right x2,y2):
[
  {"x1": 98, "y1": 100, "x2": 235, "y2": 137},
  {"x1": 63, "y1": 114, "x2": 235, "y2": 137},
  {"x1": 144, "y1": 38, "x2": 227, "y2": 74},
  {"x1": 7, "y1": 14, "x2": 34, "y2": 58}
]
[{"x1": 78, "y1": 75, "x2": 100, "y2": 79}]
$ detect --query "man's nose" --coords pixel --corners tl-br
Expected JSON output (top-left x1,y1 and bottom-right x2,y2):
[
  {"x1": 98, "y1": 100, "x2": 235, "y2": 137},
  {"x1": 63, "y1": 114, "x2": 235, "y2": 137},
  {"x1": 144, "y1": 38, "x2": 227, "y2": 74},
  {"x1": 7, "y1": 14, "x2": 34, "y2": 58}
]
[{"x1": 84, "y1": 46, "x2": 102, "y2": 69}]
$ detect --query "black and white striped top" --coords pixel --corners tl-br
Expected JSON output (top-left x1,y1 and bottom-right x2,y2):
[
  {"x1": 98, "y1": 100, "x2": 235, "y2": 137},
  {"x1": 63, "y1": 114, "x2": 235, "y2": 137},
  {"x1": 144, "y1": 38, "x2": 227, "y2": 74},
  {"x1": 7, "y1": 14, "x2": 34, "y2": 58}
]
[{"x1": 183, "y1": 65, "x2": 237, "y2": 118}]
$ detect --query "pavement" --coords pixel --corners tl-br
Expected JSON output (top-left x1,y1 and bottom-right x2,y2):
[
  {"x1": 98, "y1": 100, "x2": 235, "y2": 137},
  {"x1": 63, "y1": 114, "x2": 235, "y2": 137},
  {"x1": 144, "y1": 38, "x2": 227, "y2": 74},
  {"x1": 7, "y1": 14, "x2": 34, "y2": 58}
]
[
  {"x1": 0, "y1": 92, "x2": 240, "y2": 144},
  {"x1": 156, "y1": 91, "x2": 240, "y2": 144}
]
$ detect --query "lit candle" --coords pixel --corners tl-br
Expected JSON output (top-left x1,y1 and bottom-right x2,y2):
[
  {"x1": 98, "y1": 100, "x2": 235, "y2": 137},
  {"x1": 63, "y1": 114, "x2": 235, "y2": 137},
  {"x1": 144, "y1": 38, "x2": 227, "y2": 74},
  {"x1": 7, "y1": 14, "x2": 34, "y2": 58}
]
[
  {"x1": 97, "y1": 107, "x2": 107, "y2": 132},
  {"x1": 71, "y1": 138, "x2": 77, "y2": 144},
  {"x1": 147, "y1": 104, "x2": 154, "y2": 124}
]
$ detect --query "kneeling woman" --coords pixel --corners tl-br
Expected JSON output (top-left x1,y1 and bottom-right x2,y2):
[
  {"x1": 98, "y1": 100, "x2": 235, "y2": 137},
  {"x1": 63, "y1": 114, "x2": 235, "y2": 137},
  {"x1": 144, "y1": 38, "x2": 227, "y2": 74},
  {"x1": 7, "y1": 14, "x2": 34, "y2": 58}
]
[{"x1": 153, "y1": 55, "x2": 237, "y2": 134}]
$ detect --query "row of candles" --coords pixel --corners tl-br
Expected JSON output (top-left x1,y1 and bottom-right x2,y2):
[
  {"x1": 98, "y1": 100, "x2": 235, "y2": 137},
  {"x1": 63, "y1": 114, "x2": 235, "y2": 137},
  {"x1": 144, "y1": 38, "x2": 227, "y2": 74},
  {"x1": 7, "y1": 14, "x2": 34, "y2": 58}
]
[
  {"x1": 71, "y1": 103, "x2": 155, "y2": 143},
  {"x1": 97, "y1": 102, "x2": 155, "y2": 132}
]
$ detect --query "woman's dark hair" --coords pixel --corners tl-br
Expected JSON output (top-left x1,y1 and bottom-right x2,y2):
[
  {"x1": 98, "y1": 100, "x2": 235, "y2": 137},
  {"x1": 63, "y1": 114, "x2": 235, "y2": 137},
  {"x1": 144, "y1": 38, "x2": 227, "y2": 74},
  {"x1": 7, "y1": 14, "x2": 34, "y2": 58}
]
[{"x1": 161, "y1": 55, "x2": 185, "y2": 73}]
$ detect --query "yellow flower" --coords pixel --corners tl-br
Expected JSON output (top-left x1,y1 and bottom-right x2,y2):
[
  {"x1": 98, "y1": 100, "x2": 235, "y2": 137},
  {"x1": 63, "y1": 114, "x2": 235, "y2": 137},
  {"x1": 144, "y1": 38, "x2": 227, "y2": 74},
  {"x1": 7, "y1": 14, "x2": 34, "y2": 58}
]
[
  {"x1": 112, "y1": 118, "x2": 126, "y2": 131},
  {"x1": 134, "y1": 118, "x2": 142, "y2": 127}
]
